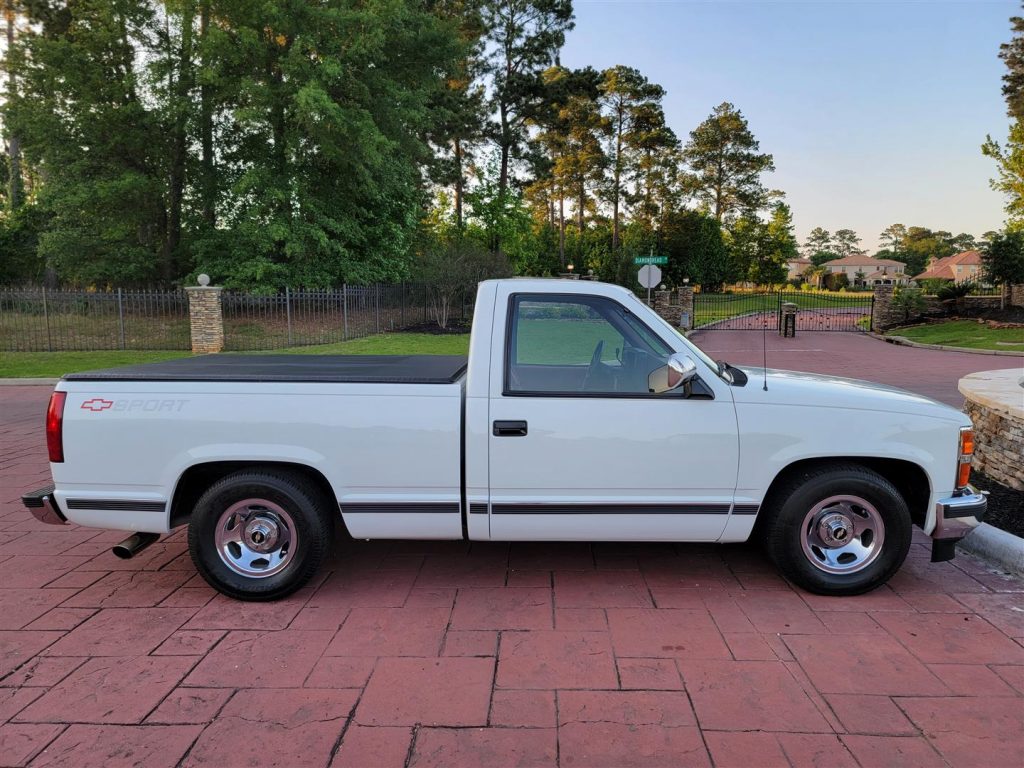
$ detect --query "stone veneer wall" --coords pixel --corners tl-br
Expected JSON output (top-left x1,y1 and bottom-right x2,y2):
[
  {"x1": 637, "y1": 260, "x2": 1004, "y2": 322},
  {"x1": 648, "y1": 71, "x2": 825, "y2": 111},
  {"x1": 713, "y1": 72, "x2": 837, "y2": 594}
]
[
  {"x1": 959, "y1": 370, "x2": 1024, "y2": 491},
  {"x1": 649, "y1": 287, "x2": 695, "y2": 330},
  {"x1": 186, "y1": 286, "x2": 224, "y2": 354},
  {"x1": 872, "y1": 284, "x2": 1024, "y2": 331}
]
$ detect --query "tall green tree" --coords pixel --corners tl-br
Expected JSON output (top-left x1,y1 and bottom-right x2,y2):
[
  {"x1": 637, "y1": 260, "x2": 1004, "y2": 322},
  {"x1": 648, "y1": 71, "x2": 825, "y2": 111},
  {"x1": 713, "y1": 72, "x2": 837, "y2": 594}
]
[
  {"x1": 660, "y1": 207, "x2": 728, "y2": 290},
  {"x1": 878, "y1": 223, "x2": 907, "y2": 254},
  {"x1": 983, "y1": 229, "x2": 1024, "y2": 285},
  {"x1": 597, "y1": 65, "x2": 668, "y2": 249},
  {"x1": 803, "y1": 226, "x2": 832, "y2": 256},
  {"x1": 480, "y1": 0, "x2": 574, "y2": 195},
  {"x1": 683, "y1": 102, "x2": 775, "y2": 222},
  {"x1": 900, "y1": 226, "x2": 957, "y2": 276},
  {"x1": 983, "y1": 124, "x2": 1024, "y2": 229},
  {"x1": 832, "y1": 228, "x2": 861, "y2": 257},
  {"x1": 999, "y1": 5, "x2": 1024, "y2": 121}
]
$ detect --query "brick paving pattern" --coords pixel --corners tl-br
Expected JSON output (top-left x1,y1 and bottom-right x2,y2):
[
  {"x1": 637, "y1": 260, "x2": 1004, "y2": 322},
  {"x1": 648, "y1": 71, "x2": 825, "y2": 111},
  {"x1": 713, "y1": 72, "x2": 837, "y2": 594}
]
[{"x1": 1, "y1": 334, "x2": 1022, "y2": 767}]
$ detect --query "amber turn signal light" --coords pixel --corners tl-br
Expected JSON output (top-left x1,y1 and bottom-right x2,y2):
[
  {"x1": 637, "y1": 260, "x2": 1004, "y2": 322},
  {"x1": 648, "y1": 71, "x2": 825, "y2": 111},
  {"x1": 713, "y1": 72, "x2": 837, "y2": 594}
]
[{"x1": 956, "y1": 427, "x2": 974, "y2": 489}]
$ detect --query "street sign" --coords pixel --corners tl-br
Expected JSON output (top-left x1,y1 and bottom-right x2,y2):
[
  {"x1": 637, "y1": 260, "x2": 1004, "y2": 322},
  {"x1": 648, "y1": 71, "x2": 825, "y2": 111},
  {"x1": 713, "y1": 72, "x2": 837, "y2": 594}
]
[
  {"x1": 634, "y1": 255, "x2": 668, "y2": 266},
  {"x1": 638, "y1": 264, "x2": 662, "y2": 289}
]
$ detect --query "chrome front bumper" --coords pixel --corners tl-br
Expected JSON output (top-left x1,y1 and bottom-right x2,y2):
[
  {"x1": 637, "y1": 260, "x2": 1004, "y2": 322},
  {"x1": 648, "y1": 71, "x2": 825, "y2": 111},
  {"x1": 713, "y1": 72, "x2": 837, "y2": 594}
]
[
  {"x1": 21, "y1": 485, "x2": 68, "y2": 526},
  {"x1": 930, "y1": 485, "x2": 987, "y2": 562}
]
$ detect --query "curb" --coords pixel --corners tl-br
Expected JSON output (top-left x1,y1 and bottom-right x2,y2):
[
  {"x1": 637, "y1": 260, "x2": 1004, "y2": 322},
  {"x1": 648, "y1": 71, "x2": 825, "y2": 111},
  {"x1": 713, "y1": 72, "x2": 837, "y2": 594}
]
[
  {"x1": 0, "y1": 378, "x2": 59, "y2": 386},
  {"x1": 870, "y1": 331, "x2": 1024, "y2": 357},
  {"x1": 959, "y1": 523, "x2": 1024, "y2": 574}
]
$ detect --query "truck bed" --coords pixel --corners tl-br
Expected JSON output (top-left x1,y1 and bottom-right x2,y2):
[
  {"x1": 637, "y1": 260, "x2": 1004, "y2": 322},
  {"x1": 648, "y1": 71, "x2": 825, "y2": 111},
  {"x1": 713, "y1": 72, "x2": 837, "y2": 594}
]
[{"x1": 63, "y1": 354, "x2": 469, "y2": 384}]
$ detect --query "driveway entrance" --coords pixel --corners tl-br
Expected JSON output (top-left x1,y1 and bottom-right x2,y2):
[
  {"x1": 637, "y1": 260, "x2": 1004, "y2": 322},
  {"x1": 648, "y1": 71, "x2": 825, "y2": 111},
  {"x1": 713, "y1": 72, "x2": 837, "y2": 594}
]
[{"x1": 694, "y1": 290, "x2": 873, "y2": 333}]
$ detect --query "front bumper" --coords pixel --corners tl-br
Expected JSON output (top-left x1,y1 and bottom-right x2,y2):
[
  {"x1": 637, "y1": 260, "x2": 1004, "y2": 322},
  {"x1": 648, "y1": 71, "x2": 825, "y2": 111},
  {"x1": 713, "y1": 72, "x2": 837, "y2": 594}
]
[
  {"x1": 930, "y1": 485, "x2": 987, "y2": 562},
  {"x1": 21, "y1": 485, "x2": 68, "y2": 526}
]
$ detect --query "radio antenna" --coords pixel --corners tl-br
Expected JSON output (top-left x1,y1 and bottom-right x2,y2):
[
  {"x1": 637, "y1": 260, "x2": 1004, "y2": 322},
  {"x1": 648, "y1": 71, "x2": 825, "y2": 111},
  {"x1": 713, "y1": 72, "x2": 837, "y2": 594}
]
[{"x1": 762, "y1": 316, "x2": 769, "y2": 391}]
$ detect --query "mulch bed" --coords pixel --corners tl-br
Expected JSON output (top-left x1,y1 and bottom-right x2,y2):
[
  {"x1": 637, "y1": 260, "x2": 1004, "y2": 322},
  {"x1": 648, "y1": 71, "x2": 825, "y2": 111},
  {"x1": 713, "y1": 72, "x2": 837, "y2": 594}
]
[
  {"x1": 400, "y1": 321, "x2": 472, "y2": 335},
  {"x1": 973, "y1": 470, "x2": 1024, "y2": 538}
]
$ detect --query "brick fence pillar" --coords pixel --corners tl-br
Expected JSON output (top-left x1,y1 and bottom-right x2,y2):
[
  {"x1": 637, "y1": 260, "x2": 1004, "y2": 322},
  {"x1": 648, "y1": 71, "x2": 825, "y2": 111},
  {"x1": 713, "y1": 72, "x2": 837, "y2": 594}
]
[
  {"x1": 871, "y1": 284, "x2": 895, "y2": 331},
  {"x1": 679, "y1": 286, "x2": 694, "y2": 330},
  {"x1": 1010, "y1": 283, "x2": 1024, "y2": 308},
  {"x1": 186, "y1": 281, "x2": 224, "y2": 354}
]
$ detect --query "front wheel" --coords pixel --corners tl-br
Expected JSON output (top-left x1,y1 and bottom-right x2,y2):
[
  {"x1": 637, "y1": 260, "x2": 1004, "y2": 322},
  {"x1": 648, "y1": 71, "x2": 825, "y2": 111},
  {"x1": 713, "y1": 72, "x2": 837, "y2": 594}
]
[
  {"x1": 762, "y1": 464, "x2": 912, "y2": 595},
  {"x1": 188, "y1": 469, "x2": 333, "y2": 601}
]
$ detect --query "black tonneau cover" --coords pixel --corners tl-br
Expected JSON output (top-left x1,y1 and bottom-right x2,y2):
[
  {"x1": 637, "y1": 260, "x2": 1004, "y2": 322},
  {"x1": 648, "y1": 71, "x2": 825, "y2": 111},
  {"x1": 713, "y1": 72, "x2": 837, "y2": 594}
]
[{"x1": 63, "y1": 354, "x2": 468, "y2": 385}]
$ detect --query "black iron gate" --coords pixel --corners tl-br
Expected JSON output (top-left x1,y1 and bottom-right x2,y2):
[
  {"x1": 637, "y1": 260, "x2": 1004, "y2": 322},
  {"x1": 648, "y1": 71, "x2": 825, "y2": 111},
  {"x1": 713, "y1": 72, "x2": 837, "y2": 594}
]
[{"x1": 693, "y1": 290, "x2": 873, "y2": 332}]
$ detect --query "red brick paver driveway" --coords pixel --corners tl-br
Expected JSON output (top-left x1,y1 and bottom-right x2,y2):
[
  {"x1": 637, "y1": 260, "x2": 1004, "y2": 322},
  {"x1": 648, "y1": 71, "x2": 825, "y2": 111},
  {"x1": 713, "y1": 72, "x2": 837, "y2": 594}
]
[{"x1": 1, "y1": 335, "x2": 1023, "y2": 768}]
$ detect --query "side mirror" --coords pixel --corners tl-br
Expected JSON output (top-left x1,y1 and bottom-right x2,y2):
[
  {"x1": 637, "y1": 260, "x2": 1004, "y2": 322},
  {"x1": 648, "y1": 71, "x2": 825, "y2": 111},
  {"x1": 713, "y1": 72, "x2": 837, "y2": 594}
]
[{"x1": 648, "y1": 354, "x2": 698, "y2": 394}]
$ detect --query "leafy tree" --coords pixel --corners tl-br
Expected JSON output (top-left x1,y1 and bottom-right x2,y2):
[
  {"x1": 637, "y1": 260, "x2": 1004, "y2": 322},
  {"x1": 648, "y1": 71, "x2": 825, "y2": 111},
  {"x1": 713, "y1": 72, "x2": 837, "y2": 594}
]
[
  {"x1": 983, "y1": 125, "x2": 1024, "y2": 230},
  {"x1": 809, "y1": 250, "x2": 839, "y2": 267},
  {"x1": 660, "y1": 208, "x2": 728, "y2": 290},
  {"x1": 597, "y1": 65, "x2": 670, "y2": 248},
  {"x1": 983, "y1": 229, "x2": 1024, "y2": 285},
  {"x1": 878, "y1": 223, "x2": 907, "y2": 254},
  {"x1": 999, "y1": 6, "x2": 1024, "y2": 121},
  {"x1": 900, "y1": 226, "x2": 956, "y2": 277},
  {"x1": 803, "y1": 226, "x2": 832, "y2": 256},
  {"x1": 683, "y1": 102, "x2": 775, "y2": 222},
  {"x1": 832, "y1": 228, "x2": 861, "y2": 257},
  {"x1": 415, "y1": 230, "x2": 509, "y2": 328},
  {"x1": 480, "y1": 0, "x2": 574, "y2": 195}
]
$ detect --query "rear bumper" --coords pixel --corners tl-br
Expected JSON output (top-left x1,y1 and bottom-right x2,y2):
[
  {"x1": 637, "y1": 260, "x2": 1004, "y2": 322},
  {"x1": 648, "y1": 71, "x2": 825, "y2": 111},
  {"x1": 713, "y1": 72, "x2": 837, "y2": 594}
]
[
  {"x1": 930, "y1": 485, "x2": 987, "y2": 562},
  {"x1": 21, "y1": 485, "x2": 68, "y2": 526}
]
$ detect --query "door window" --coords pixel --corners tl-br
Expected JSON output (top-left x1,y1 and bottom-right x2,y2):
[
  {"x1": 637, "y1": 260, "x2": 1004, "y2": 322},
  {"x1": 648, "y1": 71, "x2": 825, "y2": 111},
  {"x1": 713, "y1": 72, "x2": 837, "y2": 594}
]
[{"x1": 505, "y1": 294, "x2": 673, "y2": 395}]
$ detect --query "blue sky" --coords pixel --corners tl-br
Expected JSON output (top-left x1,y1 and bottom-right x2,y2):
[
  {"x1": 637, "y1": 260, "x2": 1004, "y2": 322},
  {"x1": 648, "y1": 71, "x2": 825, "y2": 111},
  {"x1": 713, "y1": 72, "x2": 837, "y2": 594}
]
[{"x1": 561, "y1": 0, "x2": 1017, "y2": 251}]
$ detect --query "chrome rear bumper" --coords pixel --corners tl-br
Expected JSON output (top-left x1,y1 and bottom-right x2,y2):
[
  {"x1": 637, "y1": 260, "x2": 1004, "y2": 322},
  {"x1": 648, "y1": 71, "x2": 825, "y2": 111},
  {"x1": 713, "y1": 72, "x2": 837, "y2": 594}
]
[
  {"x1": 21, "y1": 485, "x2": 67, "y2": 526},
  {"x1": 930, "y1": 485, "x2": 987, "y2": 562}
]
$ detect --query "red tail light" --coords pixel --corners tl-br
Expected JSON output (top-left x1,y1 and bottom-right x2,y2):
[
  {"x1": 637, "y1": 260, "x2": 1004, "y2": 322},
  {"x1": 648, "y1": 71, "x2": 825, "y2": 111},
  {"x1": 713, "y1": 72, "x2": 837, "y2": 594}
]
[{"x1": 46, "y1": 392, "x2": 67, "y2": 463}]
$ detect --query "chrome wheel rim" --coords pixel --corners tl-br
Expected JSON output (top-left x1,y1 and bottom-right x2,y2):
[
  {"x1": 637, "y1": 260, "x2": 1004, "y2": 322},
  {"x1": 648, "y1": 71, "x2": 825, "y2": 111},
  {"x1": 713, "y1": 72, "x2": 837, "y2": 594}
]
[
  {"x1": 214, "y1": 498, "x2": 296, "y2": 578},
  {"x1": 799, "y1": 495, "x2": 885, "y2": 575}
]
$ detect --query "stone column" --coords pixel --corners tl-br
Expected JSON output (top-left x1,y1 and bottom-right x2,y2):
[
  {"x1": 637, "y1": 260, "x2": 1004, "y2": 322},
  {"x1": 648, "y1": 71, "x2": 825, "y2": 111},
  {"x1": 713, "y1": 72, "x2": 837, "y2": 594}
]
[
  {"x1": 1010, "y1": 283, "x2": 1024, "y2": 308},
  {"x1": 679, "y1": 286, "x2": 694, "y2": 330},
  {"x1": 186, "y1": 277, "x2": 224, "y2": 354},
  {"x1": 871, "y1": 284, "x2": 895, "y2": 332},
  {"x1": 652, "y1": 289, "x2": 672, "y2": 319}
]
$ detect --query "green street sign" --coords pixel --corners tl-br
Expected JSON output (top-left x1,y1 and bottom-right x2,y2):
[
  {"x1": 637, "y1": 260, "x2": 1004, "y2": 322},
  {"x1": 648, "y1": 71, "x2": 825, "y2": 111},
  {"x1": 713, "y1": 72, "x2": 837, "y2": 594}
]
[{"x1": 634, "y1": 255, "x2": 668, "y2": 265}]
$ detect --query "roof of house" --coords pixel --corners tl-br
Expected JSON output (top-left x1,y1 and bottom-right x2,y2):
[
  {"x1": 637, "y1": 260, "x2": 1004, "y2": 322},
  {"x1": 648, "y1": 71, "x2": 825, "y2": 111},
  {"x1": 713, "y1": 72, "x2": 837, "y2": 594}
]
[
  {"x1": 787, "y1": 257, "x2": 812, "y2": 265},
  {"x1": 863, "y1": 269, "x2": 905, "y2": 280},
  {"x1": 912, "y1": 250, "x2": 983, "y2": 281},
  {"x1": 820, "y1": 255, "x2": 906, "y2": 268}
]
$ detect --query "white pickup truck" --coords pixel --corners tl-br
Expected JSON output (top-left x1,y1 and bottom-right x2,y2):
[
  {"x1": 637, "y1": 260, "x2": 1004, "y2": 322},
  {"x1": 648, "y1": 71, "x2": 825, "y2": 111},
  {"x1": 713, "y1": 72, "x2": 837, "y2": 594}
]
[{"x1": 23, "y1": 278, "x2": 987, "y2": 600}]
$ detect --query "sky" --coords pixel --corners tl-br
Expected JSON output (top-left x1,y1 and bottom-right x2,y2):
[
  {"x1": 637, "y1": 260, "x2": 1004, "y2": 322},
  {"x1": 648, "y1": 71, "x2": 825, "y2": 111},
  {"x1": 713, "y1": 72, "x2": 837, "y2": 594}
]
[{"x1": 560, "y1": 0, "x2": 1017, "y2": 252}]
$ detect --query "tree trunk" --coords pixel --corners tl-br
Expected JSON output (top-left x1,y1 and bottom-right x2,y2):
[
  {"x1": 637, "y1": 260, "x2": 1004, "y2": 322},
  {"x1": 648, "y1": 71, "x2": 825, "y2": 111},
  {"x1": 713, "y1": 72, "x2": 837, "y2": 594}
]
[
  {"x1": 5, "y1": 1, "x2": 23, "y2": 210},
  {"x1": 199, "y1": 0, "x2": 214, "y2": 226},
  {"x1": 612, "y1": 108, "x2": 623, "y2": 251},
  {"x1": 558, "y1": 194, "x2": 565, "y2": 267},
  {"x1": 498, "y1": 107, "x2": 510, "y2": 197},
  {"x1": 577, "y1": 182, "x2": 584, "y2": 233},
  {"x1": 167, "y1": 1, "x2": 195, "y2": 279},
  {"x1": 453, "y1": 137, "x2": 464, "y2": 228}
]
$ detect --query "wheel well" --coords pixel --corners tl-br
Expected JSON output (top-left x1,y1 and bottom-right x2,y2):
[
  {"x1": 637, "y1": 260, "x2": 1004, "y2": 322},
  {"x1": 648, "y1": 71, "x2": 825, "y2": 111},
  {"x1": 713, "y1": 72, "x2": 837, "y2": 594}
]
[
  {"x1": 169, "y1": 461, "x2": 338, "y2": 529},
  {"x1": 758, "y1": 457, "x2": 931, "y2": 529}
]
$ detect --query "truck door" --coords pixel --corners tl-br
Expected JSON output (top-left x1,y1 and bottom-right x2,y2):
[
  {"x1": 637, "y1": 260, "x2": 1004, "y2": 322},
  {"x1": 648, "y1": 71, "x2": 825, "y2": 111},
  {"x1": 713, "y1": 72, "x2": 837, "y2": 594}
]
[{"x1": 486, "y1": 288, "x2": 739, "y2": 542}]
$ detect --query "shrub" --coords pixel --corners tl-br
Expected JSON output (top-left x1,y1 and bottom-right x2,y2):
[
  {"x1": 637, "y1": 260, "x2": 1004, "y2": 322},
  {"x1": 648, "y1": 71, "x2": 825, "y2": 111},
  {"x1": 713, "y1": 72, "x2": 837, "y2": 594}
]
[
  {"x1": 891, "y1": 287, "x2": 926, "y2": 323},
  {"x1": 936, "y1": 280, "x2": 974, "y2": 301}
]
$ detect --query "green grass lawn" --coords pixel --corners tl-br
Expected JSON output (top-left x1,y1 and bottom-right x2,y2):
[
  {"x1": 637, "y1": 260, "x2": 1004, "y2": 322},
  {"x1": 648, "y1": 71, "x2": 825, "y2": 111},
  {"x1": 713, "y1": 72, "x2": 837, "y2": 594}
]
[
  {"x1": 889, "y1": 320, "x2": 1024, "y2": 351},
  {"x1": 0, "y1": 333, "x2": 471, "y2": 378}
]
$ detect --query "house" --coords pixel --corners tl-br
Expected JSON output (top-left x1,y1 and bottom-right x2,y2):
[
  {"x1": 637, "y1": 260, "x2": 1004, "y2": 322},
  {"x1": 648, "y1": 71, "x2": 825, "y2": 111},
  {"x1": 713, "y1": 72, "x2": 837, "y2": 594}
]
[
  {"x1": 912, "y1": 250, "x2": 983, "y2": 283},
  {"x1": 786, "y1": 257, "x2": 812, "y2": 281},
  {"x1": 819, "y1": 255, "x2": 909, "y2": 286}
]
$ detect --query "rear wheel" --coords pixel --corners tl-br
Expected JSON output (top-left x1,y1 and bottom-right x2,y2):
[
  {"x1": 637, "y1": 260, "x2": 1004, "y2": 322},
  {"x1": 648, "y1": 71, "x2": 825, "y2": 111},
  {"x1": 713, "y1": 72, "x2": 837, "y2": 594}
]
[
  {"x1": 188, "y1": 469, "x2": 332, "y2": 601},
  {"x1": 762, "y1": 464, "x2": 912, "y2": 595}
]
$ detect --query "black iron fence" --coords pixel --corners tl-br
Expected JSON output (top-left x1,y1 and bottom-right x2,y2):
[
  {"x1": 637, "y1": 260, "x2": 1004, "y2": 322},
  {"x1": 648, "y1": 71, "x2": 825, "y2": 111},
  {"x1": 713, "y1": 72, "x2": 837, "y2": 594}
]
[
  {"x1": 222, "y1": 284, "x2": 473, "y2": 351},
  {"x1": 0, "y1": 288, "x2": 191, "y2": 352},
  {"x1": 694, "y1": 290, "x2": 873, "y2": 332},
  {"x1": 1, "y1": 284, "x2": 473, "y2": 352}
]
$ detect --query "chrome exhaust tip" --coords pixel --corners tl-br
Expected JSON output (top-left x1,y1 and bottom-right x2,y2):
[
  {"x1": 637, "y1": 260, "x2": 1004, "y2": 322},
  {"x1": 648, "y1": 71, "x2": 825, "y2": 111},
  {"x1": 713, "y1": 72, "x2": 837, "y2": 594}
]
[{"x1": 112, "y1": 532, "x2": 160, "y2": 560}]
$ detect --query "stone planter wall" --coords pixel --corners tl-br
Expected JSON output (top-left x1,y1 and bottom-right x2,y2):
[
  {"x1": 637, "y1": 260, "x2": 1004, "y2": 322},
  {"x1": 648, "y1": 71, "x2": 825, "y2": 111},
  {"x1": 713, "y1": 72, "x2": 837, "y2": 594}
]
[{"x1": 959, "y1": 369, "x2": 1024, "y2": 490}]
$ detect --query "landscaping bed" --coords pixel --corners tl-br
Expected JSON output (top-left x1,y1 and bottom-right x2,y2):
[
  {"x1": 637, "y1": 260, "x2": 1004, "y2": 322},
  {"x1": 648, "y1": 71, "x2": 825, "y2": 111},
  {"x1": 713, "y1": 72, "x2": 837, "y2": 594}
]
[
  {"x1": 973, "y1": 470, "x2": 1024, "y2": 539},
  {"x1": 888, "y1": 318, "x2": 1024, "y2": 351}
]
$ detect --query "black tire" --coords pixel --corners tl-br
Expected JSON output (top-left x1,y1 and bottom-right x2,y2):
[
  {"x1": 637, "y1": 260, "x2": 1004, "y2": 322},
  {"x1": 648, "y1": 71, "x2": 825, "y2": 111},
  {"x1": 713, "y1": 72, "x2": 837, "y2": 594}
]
[
  {"x1": 761, "y1": 463, "x2": 912, "y2": 595},
  {"x1": 187, "y1": 468, "x2": 332, "y2": 601}
]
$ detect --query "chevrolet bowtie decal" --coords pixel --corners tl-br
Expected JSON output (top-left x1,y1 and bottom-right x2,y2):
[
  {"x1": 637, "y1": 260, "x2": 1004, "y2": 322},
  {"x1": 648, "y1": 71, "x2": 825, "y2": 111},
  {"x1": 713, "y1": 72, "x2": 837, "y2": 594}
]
[{"x1": 80, "y1": 398, "x2": 114, "y2": 412}]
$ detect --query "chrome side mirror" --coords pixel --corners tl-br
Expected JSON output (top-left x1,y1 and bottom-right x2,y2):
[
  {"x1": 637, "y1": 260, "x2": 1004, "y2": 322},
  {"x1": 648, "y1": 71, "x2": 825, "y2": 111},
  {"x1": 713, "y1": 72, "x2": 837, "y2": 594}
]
[{"x1": 648, "y1": 354, "x2": 698, "y2": 394}]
